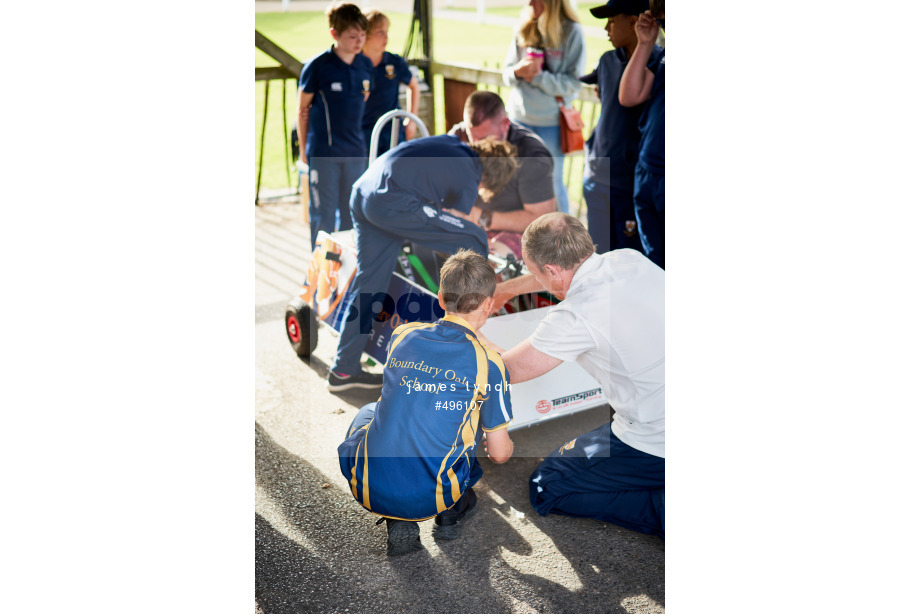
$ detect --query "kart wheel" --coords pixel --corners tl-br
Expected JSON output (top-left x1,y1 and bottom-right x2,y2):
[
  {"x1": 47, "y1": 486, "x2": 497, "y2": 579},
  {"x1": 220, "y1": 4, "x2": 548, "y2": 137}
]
[{"x1": 285, "y1": 299, "x2": 318, "y2": 358}]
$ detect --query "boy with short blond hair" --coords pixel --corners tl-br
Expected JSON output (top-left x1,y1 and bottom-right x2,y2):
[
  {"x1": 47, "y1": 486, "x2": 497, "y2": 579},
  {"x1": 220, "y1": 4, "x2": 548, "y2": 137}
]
[
  {"x1": 297, "y1": 2, "x2": 374, "y2": 246},
  {"x1": 338, "y1": 248, "x2": 514, "y2": 556},
  {"x1": 360, "y1": 8, "x2": 420, "y2": 157}
]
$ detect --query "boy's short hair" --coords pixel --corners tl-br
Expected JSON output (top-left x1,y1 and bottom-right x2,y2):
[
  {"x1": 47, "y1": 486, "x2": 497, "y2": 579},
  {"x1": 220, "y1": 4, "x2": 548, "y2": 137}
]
[
  {"x1": 522, "y1": 212, "x2": 596, "y2": 272},
  {"x1": 327, "y1": 2, "x2": 367, "y2": 33},
  {"x1": 650, "y1": 0, "x2": 664, "y2": 17},
  {"x1": 439, "y1": 249, "x2": 496, "y2": 314},
  {"x1": 463, "y1": 91, "x2": 507, "y2": 128},
  {"x1": 469, "y1": 137, "x2": 519, "y2": 202},
  {"x1": 363, "y1": 8, "x2": 389, "y2": 33}
]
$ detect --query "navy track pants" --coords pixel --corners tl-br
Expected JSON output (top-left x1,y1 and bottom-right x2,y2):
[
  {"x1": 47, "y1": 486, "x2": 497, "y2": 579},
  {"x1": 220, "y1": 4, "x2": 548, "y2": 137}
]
[{"x1": 530, "y1": 422, "x2": 665, "y2": 539}]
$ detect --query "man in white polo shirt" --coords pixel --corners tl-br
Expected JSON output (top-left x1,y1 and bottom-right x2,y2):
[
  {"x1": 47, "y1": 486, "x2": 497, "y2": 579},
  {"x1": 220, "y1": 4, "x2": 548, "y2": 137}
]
[{"x1": 482, "y1": 212, "x2": 664, "y2": 538}]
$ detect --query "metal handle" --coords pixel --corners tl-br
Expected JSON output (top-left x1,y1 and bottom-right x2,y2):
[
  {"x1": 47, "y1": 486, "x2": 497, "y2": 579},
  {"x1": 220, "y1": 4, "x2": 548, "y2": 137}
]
[{"x1": 368, "y1": 110, "x2": 430, "y2": 165}]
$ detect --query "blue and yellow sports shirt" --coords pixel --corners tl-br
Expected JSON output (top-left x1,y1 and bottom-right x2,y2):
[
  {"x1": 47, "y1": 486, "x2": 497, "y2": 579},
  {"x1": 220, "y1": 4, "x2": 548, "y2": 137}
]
[{"x1": 337, "y1": 315, "x2": 513, "y2": 520}]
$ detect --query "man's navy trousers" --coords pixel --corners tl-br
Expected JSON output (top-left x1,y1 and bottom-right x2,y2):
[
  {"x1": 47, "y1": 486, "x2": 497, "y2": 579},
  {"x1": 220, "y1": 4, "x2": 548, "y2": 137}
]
[{"x1": 530, "y1": 421, "x2": 665, "y2": 539}]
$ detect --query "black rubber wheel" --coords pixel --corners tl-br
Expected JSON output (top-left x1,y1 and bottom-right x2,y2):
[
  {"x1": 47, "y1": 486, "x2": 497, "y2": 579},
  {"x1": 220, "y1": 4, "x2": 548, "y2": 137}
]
[{"x1": 285, "y1": 298, "x2": 318, "y2": 358}]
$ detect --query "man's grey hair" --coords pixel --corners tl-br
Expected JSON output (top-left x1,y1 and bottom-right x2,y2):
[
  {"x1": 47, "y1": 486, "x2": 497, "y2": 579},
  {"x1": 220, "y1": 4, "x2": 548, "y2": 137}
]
[{"x1": 522, "y1": 213, "x2": 596, "y2": 271}]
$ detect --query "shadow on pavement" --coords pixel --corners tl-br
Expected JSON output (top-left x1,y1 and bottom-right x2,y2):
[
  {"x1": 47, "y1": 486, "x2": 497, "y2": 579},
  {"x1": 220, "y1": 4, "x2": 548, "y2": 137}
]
[{"x1": 256, "y1": 419, "x2": 663, "y2": 613}]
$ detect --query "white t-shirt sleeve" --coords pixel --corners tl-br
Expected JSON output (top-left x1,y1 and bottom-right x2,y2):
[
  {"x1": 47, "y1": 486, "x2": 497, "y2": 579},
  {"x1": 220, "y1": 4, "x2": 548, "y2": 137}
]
[{"x1": 529, "y1": 305, "x2": 597, "y2": 362}]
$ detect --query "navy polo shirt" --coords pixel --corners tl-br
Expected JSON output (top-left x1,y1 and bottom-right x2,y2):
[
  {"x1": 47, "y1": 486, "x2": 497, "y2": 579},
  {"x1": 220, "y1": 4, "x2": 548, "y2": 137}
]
[
  {"x1": 582, "y1": 45, "x2": 664, "y2": 188},
  {"x1": 299, "y1": 47, "x2": 374, "y2": 158},
  {"x1": 354, "y1": 135, "x2": 481, "y2": 215},
  {"x1": 636, "y1": 52, "x2": 665, "y2": 174},
  {"x1": 362, "y1": 51, "x2": 413, "y2": 156}
]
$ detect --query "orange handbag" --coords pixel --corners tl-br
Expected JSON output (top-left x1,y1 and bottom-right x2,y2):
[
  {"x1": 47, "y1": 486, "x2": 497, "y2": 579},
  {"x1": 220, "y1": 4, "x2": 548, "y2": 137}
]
[{"x1": 556, "y1": 96, "x2": 585, "y2": 154}]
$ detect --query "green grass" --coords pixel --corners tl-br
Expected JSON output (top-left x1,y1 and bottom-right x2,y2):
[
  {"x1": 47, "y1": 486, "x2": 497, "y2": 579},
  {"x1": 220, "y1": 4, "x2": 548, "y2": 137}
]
[
  {"x1": 255, "y1": 10, "x2": 612, "y2": 216},
  {"x1": 446, "y1": 4, "x2": 607, "y2": 29}
]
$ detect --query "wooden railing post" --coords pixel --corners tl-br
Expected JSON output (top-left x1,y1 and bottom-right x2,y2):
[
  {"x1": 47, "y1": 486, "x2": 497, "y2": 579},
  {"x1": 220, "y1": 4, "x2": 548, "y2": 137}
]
[{"x1": 443, "y1": 79, "x2": 477, "y2": 132}]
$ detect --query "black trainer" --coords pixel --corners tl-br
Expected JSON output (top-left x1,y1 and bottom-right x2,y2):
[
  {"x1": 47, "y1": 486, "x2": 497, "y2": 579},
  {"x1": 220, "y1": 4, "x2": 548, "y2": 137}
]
[
  {"x1": 327, "y1": 369, "x2": 383, "y2": 392},
  {"x1": 432, "y1": 488, "x2": 478, "y2": 540},
  {"x1": 385, "y1": 519, "x2": 423, "y2": 556}
]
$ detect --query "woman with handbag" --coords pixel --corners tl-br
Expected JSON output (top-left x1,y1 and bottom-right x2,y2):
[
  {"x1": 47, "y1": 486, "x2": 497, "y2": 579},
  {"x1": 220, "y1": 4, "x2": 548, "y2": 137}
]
[{"x1": 502, "y1": 0, "x2": 586, "y2": 215}]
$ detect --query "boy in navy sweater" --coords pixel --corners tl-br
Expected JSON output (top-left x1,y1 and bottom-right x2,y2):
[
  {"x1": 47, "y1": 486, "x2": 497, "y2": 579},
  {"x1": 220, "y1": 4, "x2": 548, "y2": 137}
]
[{"x1": 297, "y1": 2, "x2": 374, "y2": 246}]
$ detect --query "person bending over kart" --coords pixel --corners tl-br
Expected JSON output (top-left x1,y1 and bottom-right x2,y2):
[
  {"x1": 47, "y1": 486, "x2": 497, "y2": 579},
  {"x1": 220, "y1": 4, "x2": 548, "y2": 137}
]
[
  {"x1": 327, "y1": 134, "x2": 518, "y2": 392},
  {"x1": 338, "y1": 249, "x2": 514, "y2": 556}
]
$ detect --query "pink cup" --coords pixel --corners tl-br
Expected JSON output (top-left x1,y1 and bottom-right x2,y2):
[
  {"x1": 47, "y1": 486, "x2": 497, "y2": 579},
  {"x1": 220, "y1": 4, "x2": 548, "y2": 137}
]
[{"x1": 525, "y1": 47, "x2": 544, "y2": 61}]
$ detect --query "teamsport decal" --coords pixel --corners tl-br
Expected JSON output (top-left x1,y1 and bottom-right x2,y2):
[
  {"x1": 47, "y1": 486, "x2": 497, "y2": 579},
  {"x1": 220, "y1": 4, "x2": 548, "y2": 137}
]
[
  {"x1": 438, "y1": 214, "x2": 464, "y2": 228},
  {"x1": 546, "y1": 388, "x2": 603, "y2": 411},
  {"x1": 331, "y1": 82, "x2": 343, "y2": 92},
  {"x1": 422, "y1": 205, "x2": 437, "y2": 218},
  {"x1": 535, "y1": 400, "x2": 551, "y2": 414}
]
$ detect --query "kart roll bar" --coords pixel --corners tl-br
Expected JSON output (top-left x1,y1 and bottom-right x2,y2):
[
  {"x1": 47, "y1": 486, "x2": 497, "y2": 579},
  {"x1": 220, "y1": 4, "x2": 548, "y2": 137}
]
[{"x1": 368, "y1": 110, "x2": 430, "y2": 165}]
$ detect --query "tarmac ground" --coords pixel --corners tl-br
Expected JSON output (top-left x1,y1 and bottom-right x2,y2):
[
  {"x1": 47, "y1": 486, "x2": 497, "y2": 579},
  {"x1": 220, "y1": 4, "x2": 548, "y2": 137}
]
[{"x1": 254, "y1": 199, "x2": 664, "y2": 613}]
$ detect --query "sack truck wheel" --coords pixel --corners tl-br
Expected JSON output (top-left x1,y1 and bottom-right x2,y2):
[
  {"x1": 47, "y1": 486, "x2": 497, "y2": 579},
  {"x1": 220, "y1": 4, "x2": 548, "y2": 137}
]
[{"x1": 285, "y1": 298, "x2": 318, "y2": 358}]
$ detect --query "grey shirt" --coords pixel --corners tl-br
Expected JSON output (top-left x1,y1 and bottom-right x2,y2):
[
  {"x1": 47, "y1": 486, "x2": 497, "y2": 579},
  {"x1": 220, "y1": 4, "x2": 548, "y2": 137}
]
[{"x1": 447, "y1": 121, "x2": 555, "y2": 212}]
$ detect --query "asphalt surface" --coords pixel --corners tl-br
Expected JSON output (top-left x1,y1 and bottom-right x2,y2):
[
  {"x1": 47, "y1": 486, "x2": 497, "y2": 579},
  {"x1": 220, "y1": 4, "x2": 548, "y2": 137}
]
[{"x1": 254, "y1": 199, "x2": 665, "y2": 613}]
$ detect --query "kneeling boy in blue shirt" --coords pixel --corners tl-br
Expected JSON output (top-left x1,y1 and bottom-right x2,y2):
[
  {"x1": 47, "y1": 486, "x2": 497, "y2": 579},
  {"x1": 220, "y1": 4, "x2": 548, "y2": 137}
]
[{"x1": 338, "y1": 249, "x2": 515, "y2": 556}]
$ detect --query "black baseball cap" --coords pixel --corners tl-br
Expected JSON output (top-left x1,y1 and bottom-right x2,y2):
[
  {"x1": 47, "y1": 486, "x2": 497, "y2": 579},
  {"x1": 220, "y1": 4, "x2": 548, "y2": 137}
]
[{"x1": 589, "y1": 0, "x2": 649, "y2": 19}]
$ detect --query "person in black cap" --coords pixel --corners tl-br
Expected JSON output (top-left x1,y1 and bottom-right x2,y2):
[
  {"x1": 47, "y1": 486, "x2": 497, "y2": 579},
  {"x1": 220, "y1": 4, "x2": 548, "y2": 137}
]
[
  {"x1": 620, "y1": 0, "x2": 666, "y2": 268},
  {"x1": 580, "y1": 0, "x2": 663, "y2": 254}
]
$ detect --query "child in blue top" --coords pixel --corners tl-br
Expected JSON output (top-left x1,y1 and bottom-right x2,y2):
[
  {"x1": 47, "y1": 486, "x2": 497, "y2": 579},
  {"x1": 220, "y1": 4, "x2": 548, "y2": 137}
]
[
  {"x1": 297, "y1": 2, "x2": 374, "y2": 246},
  {"x1": 338, "y1": 249, "x2": 515, "y2": 556},
  {"x1": 619, "y1": 0, "x2": 665, "y2": 268},
  {"x1": 327, "y1": 135, "x2": 519, "y2": 391},
  {"x1": 361, "y1": 9, "x2": 420, "y2": 158},
  {"x1": 581, "y1": 0, "x2": 663, "y2": 254}
]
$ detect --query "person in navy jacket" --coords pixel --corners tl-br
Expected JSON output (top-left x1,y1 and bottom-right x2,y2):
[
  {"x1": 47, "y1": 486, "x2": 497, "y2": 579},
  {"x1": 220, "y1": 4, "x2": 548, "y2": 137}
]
[
  {"x1": 327, "y1": 135, "x2": 518, "y2": 392},
  {"x1": 581, "y1": 0, "x2": 663, "y2": 254},
  {"x1": 619, "y1": 0, "x2": 666, "y2": 268}
]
